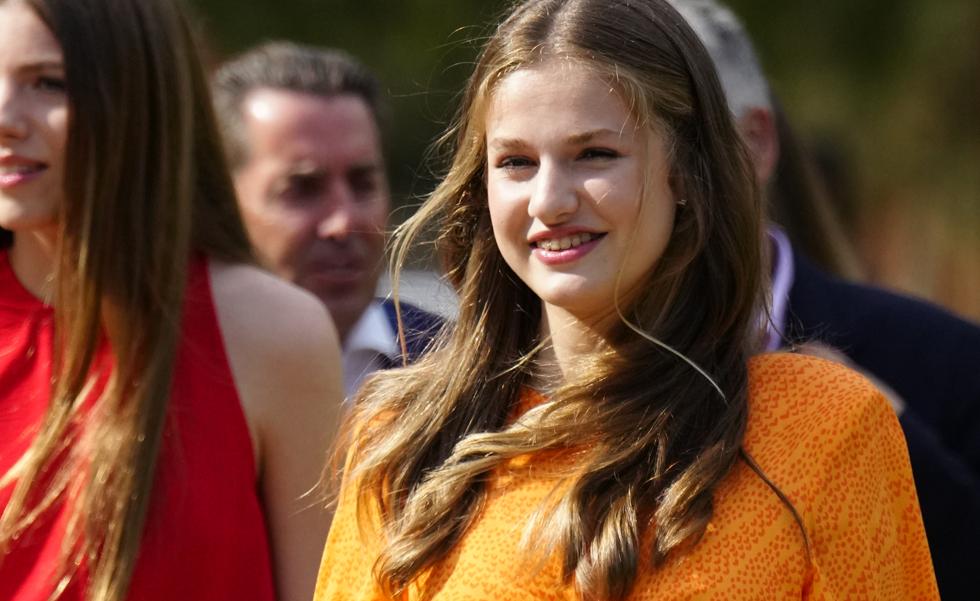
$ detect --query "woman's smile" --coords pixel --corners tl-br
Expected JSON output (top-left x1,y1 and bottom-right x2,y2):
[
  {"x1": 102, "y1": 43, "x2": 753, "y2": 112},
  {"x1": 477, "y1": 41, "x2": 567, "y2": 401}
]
[
  {"x1": 530, "y1": 230, "x2": 606, "y2": 265},
  {"x1": 0, "y1": 156, "x2": 49, "y2": 189}
]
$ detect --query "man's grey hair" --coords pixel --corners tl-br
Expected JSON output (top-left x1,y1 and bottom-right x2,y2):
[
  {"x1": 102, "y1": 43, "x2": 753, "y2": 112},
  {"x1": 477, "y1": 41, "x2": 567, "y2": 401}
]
[
  {"x1": 668, "y1": 0, "x2": 771, "y2": 119},
  {"x1": 211, "y1": 41, "x2": 385, "y2": 169}
]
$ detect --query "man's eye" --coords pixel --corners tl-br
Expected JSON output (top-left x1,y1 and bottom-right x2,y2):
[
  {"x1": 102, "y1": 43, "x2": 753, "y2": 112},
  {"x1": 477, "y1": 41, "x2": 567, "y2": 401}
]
[
  {"x1": 35, "y1": 76, "x2": 67, "y2": 93},
  {"x1": 280, "y1": 175, "x2": 323, "y2": 200},
  {"x1": 350, "y1": 173, "x2": 380, "y2": 199}
]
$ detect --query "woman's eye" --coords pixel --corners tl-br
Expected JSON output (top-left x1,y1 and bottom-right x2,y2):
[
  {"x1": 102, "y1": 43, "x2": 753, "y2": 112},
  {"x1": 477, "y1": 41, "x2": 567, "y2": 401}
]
[
  {"x1": 579, "y1": 147, "x2": 619, "y2": 160},
  {"x1": 497, "y1": 156, "x2": 535, "y2": 169}
]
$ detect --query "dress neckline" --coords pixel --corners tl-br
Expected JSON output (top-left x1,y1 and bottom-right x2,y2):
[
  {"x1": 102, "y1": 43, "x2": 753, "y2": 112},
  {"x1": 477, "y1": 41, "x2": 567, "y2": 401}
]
[{"x1": 0, "y1": 249, "x2": 52, "y2": 312}]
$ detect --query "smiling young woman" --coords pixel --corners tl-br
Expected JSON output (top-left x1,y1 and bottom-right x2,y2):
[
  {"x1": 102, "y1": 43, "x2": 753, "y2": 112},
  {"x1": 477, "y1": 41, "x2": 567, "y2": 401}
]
[
  {"x1": 312, "y1": 0, "x2": 937, "y2": 599},
  {"x1": 0, "y1": 0, "x2": 343, "y2": 600}
]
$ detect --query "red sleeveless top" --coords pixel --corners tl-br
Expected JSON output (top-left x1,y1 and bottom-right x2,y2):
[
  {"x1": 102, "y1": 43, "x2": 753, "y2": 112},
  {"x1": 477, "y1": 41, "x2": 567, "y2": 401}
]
[{"x1": 0, "y1": 251, "x2": 276, "y2": 600}]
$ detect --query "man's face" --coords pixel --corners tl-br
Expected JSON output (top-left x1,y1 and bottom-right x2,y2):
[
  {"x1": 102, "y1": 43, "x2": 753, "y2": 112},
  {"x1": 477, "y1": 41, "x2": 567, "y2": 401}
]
[{"x1": 233, "y1": 89, "x2": 389, "y2": 342}]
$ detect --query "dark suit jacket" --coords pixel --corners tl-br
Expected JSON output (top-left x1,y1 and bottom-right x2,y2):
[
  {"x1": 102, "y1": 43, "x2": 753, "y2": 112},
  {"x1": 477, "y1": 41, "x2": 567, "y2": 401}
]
[
  {"x1": 379, "y1": 298, "x2": 443, "y2": 366},
  {"x1": 785, "y1": 252, "x2": 980, "y2": 600}
]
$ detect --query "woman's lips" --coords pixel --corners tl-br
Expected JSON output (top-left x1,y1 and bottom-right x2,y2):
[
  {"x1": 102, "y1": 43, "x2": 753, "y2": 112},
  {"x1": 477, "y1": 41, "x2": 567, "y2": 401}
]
[
  {"x1": 0, "y1": 161, "x2": 47, "y2": 189},
  {"x1": 531, "y1": 232, "x2": 605, "y2": 265}
]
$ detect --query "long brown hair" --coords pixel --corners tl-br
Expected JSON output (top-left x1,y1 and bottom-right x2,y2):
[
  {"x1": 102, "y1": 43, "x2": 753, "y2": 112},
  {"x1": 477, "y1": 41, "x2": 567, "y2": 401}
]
[
  {"x1": 0, "y1": 0, "x2": 251, "y2": 598},
  {"x1": 344, "y1": 0, "x2": 765, "y2": 598}
]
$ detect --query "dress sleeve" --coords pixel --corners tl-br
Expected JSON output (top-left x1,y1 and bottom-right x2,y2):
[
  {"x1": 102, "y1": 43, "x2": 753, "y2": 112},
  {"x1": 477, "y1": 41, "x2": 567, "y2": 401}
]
[
  {"x1": 805, "y1": 384, "x2": 939, "y2": 599},
  {"x1": 313, "y1": 451, "x2": 386, "y2": 601}
]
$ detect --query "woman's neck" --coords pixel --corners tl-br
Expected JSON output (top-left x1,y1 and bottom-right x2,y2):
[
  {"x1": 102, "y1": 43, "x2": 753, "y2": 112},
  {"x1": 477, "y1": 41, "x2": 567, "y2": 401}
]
[
  {"x1": 536, "y1": 304, "x2": 615, "y2": 386},
  {"x1": 9, "y1": 229, "x2": 59, "y2": 302}
]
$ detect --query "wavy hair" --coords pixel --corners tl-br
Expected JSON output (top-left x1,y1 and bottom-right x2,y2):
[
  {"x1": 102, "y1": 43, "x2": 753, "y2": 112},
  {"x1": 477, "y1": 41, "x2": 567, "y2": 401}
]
[
  {"x1": 342, "y1": 0, "x2": 765, "y2": 598},
  {"x1": 0, "y1": 0, "x2": 251, "y2": 599}
]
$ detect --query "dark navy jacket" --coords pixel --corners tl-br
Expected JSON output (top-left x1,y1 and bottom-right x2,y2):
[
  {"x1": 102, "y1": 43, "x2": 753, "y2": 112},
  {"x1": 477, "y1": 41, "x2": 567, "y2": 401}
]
[
  {"x1": 785, "y1": 253, "x2": 980, "y2": 600},
  {"x1": 379, "y1": 298, "x2": 443, "y2": 367}
]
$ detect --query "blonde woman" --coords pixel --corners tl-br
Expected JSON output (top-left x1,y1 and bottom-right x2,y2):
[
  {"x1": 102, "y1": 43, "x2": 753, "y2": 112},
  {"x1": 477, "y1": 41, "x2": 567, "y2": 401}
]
[
  {"x1": 314, "y1": 0, "x2": 937, "y2": 599},
  {"x1": 0, "y1": 0, "x2": 343, "y2": 599}
]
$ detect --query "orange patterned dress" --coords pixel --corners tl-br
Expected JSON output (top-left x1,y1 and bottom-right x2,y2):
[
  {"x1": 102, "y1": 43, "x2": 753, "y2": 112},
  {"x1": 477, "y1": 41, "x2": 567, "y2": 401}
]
[{"x1": 314, "y1": 353, "x2": 938, "y2": 600}]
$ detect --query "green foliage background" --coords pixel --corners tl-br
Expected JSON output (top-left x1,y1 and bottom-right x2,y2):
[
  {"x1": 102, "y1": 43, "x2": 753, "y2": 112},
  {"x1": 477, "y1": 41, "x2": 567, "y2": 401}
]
[{"x1": 191, "y1": 0, "x2": 979, "y2": 318}]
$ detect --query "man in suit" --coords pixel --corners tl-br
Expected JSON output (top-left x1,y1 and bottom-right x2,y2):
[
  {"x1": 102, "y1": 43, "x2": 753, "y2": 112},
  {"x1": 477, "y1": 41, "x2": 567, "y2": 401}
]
[
  {"x1": 213, "y1": 42, "x2": 439, "y2": 397},
  {"x1": 670, "y1": 1, "x2": 980, "y2": 597}
]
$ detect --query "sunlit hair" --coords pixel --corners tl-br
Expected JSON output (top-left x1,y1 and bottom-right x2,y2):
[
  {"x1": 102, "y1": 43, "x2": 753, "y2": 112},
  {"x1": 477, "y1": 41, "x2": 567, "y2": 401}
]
[
  {"x1": 0, "y1": 0, "x2": 252, "y2": 599},
  {"x1": 339, "y1": 0, "x2": 766, "y2": 598}
]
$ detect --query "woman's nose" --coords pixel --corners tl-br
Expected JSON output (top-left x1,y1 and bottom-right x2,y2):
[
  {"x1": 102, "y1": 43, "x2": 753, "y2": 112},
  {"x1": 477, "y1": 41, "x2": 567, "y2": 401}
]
[
  {"x1": 527, "y1": 161, "x2": 578, "y2": 224},
  {"x1": 0, "y1": 82, "x2": 29, "y2": 142}
]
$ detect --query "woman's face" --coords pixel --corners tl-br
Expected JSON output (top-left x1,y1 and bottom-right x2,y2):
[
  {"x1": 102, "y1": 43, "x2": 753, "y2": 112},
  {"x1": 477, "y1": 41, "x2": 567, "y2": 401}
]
[
  {"x1": 0, "y1": 0, "x2": 68, "y2": 236},
  {"x1": 486, "y1": 61, "x2": 676, "y2": 323}
]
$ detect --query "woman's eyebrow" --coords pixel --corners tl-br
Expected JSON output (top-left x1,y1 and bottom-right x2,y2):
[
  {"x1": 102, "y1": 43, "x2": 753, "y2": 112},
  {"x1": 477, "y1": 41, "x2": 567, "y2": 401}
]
[
  {"x1": 18, "y1": 59, "x2": 65, "y2": 72},
  {"x1": 487, "y1": 137, "x2": 527, "y2": 152},
  {"x1": 488, "y1": 129, "x2": 624, "y2": 151},
  {"x1": 565, "y1": 128, "x2": 621, "y2": 145}
]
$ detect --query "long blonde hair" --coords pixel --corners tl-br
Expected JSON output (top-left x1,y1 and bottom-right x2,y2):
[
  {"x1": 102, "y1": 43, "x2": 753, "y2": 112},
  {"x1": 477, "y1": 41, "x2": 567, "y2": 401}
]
[
  {"x1": 342, "y1": 0, "x2": 764, "y2": 598},
  {"x1": 0, "y1": 0, "x2": 251, "y2": 598}
]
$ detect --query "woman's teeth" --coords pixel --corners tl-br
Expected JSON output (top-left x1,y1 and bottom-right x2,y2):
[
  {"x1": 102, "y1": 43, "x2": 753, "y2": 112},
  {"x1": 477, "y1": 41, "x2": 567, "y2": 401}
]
[
  {"x1": 536, "y1": 232, "x2": 597, "y2": 251},
  {"x1": 0, "y1": 164, "x2": 43, "y2": 176}
]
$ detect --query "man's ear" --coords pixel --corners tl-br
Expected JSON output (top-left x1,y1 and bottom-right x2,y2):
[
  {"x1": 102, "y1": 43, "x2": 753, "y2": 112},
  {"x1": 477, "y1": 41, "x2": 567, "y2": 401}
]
[{"x1": 736, "y1": 107, "x2": 779, "y2": 187}]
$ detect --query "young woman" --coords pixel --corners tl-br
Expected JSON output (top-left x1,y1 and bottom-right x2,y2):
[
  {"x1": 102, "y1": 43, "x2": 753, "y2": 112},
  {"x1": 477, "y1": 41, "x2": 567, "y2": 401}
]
[
  {"x1": 314, "y1": 0, "x2": 937, "y2": 599},
  {"x1": 0, "y1": 0, "x2": 344, "y2": 599}
]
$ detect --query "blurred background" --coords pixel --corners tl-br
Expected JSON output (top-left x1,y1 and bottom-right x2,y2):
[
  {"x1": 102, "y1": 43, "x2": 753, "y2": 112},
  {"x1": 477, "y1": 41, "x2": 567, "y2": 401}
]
[{"x1": 192, "y1": 0, "x2": 980, "y2": 322}]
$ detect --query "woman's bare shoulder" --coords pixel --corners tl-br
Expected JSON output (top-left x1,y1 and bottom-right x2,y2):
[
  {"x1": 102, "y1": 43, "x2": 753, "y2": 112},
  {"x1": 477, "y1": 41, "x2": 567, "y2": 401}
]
[
  {"x1": 207, "y1": 259, "x2": 343, "y2": 419},
  {"x1": 208, "y1": 260, "x2": 337, "y2": 348}
]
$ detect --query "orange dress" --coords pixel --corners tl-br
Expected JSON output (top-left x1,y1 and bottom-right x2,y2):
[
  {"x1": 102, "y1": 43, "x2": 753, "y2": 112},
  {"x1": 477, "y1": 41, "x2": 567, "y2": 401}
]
[{"x1": 314, "y1": 353, "x2": 938, "y2": 600}]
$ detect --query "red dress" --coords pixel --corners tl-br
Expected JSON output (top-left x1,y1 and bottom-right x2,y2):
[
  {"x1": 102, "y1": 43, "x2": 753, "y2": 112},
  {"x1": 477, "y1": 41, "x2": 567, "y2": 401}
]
[{"x1": 0, "y1": 251, "x2": 276, "y2": 600}]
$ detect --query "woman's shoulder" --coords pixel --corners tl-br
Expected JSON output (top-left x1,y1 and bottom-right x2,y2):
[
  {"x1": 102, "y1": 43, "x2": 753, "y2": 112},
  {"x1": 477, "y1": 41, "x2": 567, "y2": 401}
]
[
  {"x1": 743, "y1": 351, "x2": 910, "y2": 497},
  {"x1": 207, "y1": 260, "x2": 337, "y2": 346},
  {"x1": 207, "y1": 258, "x2": 343, "y2": 421},
  {"x1": 744, "y1": 352, "x2": 902, "y2": 471},
  {"x1": 747, "y1": 352, "x2": 892, "y2": 428},
  {"x1": 742, "y1": 355, "x2": 936, "y2": 598}
]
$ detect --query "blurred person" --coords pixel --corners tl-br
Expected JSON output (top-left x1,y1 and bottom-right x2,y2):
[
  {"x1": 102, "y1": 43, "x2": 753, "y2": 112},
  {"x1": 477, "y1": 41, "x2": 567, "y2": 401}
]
[
  {"x1": 212, "y1": 43, "x2": 440, "y2": 397},
  {"x1": 767, "y1": 99, "x2": 864, "y2": 281},
  {"x1": 0, "y1": 0, "x2": 344, "y2": 599},
  {"x1": 807, "y1": 133, "x2": 861, "y2": 242},
  {"x1": 313, "y1": 0, "x2": 936, "y2": 598},
  {"x1": 670, "y1": 0, "x2": 980, "y2": 597}
]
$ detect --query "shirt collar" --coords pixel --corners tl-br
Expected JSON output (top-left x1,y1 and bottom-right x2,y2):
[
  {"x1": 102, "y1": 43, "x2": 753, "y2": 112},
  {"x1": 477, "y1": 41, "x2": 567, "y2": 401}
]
[
  {"x1": 765, "y1": 225, "x2": 795, "y2": 351},
  {"x1": 343, "y1": 300, "x2": 398, "y2": 361}
]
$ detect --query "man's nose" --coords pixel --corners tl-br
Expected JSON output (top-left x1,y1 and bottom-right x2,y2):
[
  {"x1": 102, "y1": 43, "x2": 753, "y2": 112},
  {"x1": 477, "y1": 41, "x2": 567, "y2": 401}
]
[
  {"x1": 527, "y1": 160, "x2": 578, "y2": 224},
  {"x1": 316, "y1": 181, "x2": 357, "y2": 240}
]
